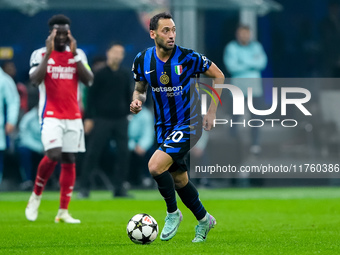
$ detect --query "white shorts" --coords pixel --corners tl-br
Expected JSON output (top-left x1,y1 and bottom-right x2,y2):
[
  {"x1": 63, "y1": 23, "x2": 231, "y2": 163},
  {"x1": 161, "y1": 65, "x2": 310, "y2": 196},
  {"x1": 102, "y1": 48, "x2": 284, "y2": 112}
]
[{"x1": 41, "y1": 118, "x2": 85, "y2": 153}]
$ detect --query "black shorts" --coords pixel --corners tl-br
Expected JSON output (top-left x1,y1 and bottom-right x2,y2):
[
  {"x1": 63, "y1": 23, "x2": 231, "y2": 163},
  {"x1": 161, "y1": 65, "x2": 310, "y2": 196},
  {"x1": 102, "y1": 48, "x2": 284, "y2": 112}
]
[{"x1": 158, "y1": 123, "x2": 202, "y2": 172}]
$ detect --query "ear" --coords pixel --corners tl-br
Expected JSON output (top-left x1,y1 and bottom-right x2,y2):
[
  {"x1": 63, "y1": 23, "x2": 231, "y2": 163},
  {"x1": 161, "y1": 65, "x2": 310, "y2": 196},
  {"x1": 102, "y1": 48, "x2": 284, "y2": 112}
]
[{"x1": 150, "y1": 30, "x2": 156, "y2": 39}]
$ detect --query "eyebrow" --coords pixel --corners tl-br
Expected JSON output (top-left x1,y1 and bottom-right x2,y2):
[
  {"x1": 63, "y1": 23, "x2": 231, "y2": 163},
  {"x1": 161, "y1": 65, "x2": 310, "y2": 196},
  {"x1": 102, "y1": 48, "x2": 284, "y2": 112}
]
[{"x1": 162, "y1": 26, "x2": 176, "y2": 29}]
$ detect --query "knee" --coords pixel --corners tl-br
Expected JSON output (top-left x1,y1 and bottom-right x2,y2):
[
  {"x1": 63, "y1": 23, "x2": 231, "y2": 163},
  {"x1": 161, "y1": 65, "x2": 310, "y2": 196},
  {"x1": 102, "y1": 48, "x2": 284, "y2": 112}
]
[
  {"x1": 148, "y1": 160, "x2": 166, "y2": 177},
  {"x1": 61, "y1": 153, "x2": 75, "y2": 164},
  {"x1": 174, "y1": 178, "x2": 188, "y2": 189},
  {"x1": 173, "y1": 174, "x2": 188, "y2": 189},
  {"x1": 46, "y1": 150, "x2": 61, "y2": 162}
]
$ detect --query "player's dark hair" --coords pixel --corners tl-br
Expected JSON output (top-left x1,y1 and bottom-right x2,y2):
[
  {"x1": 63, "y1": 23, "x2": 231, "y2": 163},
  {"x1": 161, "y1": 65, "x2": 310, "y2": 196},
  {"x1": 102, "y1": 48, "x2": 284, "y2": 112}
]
[
  {"x1": 149, "y1": 12, "x2": 173, "y2": 31},
  {"x1": 48, "y1": 14, "x2": 71, "y2": 30}
]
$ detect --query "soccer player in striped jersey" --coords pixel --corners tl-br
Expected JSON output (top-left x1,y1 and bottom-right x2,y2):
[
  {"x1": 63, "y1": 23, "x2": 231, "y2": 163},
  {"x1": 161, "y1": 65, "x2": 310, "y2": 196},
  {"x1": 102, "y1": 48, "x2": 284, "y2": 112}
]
[
  {"x1": 130, "y1": 12, "x2": 224, "y2": 242},
  {"x1": 25, "y1": 14, "x2": 93, "y2": 223}
]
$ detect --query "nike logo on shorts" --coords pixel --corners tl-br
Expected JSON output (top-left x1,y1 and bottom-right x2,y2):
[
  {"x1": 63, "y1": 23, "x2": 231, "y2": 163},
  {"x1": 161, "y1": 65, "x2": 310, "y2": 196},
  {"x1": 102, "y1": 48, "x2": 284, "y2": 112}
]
[{"x1": 164, "y1": 144, "x2": 174, "y2": 148}]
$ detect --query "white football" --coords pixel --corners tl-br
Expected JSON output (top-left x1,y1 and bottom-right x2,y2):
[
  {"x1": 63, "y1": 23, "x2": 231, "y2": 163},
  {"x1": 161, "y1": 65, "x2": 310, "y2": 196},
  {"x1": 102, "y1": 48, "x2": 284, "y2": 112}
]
[{"x1": 127, "y1": 213, "x2": 158, "y2": 244}]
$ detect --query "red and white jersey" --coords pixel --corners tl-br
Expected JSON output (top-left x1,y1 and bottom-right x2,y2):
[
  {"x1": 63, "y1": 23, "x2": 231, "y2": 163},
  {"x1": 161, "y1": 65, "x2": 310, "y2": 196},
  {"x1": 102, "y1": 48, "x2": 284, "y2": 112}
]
[{"x1": 29, "y1": 47, "x2": 88, "y2": 122}]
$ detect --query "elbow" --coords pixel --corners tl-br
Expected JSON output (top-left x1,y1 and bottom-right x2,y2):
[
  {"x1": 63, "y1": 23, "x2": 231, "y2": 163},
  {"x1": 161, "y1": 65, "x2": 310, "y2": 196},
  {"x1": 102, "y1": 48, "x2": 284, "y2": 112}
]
[
  {"x1": 216, "y1": 69, "x2": 225, "y2": 79},
  {"x1": 219, "y1": 70, "x2": 225, "y2": 79},
  {"x1": 29, "y1": 75, "x2": 41, "y2": 87},
  {"x1": 87, "y1": 78, "x2": 94, "y2": 87},
  {"x1": 83, "y1": 75, "x2": 94, "y2": 87},
  {"x1": 87, "y1": 73, "x2": 94, "y2": 87}
]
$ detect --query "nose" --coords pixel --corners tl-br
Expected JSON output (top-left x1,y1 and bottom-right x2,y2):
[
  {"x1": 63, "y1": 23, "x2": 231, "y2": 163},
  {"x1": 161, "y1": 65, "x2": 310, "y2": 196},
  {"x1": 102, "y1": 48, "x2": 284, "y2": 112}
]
[
  {"x1": 169, "y1": 30, "x2": 175, "y2": 39},
  {"x1": 56, "y1": 31, "x2": 67, "y2": 41},
  {"x1": 59, "y1": 33, "x2": 67, "y2": 40}
]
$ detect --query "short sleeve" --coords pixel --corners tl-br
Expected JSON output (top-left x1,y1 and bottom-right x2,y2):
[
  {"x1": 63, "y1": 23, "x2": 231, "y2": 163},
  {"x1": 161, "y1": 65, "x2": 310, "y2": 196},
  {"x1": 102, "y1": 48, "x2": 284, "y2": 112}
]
[
  {"x1": 29, "y1": 49, "x2": 43, "y2": 75},
  {"x1": 131, "y1": 53, "x2": 146, "y2": 82},
  {"x1": 76, "y1": 48, "x2": 89, "y2": 65},
  {"x1": 193, "y1": 51, "x2": 212, "y2": 74}
]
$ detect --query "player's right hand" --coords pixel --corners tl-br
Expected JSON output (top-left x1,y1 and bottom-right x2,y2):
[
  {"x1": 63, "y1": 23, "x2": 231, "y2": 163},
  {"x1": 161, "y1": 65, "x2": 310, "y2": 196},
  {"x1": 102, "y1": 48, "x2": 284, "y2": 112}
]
[
  {"x1": 46, "y1": 29, "x2": 56, "y2": 55},
  {"x1": 130, "y1": 99, "x2": 142, "y2": 114}
]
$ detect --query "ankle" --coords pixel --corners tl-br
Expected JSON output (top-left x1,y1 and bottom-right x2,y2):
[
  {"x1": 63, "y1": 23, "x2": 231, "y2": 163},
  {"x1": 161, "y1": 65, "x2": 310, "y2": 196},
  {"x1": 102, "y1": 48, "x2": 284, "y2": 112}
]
[
  {"x1": 168, "y1": 209, "x2": 179, "y2": 215},
  {"x1": 198, "y1": 213, "x2": 208, "y2": 223},
  {"x1": 32, "y1": 192, "x2": 42, "y2": 198},
  {"x1": 57, "y1": 209, "x2": 68, "y2": 215}
]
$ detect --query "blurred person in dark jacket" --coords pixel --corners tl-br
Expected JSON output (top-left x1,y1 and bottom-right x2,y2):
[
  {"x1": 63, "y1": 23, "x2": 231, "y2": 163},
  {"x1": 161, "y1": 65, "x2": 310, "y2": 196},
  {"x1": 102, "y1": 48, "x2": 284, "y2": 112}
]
[{"x1": 79, "y1": 43, "x2": 132, "y2": 198}]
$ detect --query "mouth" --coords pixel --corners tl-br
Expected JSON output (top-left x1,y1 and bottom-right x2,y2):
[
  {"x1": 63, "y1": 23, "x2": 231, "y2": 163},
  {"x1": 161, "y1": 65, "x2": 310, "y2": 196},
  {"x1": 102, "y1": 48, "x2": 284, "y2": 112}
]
[{"x1": 167, "y1": 40, "x2": 175, "y2": 46}]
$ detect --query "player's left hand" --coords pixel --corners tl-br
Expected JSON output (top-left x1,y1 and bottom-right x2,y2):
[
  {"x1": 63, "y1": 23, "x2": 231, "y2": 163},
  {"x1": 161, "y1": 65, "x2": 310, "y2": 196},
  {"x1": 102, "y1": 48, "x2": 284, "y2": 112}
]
[
  {"x1": 203, "y1": 111, "x2": 216, "y2": 131},
  {"x1": 46, "y1": 29, "x2": 56, "y2": 55},
  {"x1": 68, "y1": 30, "x2": 77, "y2": 55}
]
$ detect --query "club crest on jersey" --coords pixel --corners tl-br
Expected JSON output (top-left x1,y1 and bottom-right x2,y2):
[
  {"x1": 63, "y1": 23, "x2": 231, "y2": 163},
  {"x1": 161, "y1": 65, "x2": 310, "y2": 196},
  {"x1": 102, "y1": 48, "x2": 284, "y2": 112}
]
[
  {"x1": 175, "y1": 65, "x2": 183, "y2": 75},
  {"x1": 160, "y1": 72, "x2": 170, "y2": 85},
  {"x1": 47, "y1": 58, "x2": 55, "y2": 65}
]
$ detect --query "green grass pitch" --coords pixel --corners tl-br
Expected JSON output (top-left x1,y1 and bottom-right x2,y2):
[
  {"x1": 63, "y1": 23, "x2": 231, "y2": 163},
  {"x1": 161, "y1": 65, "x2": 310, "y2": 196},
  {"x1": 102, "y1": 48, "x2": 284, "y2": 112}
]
[{"x1": 0, "y1": 187, "x2": 340, "y2": 254}]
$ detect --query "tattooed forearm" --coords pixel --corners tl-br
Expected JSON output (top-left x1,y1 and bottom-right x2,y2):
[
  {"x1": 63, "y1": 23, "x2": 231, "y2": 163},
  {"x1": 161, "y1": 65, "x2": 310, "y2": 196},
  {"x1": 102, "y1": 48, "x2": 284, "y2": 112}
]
[{"x1": 133, "y1": 81, "x2": 148, "y2": 103}]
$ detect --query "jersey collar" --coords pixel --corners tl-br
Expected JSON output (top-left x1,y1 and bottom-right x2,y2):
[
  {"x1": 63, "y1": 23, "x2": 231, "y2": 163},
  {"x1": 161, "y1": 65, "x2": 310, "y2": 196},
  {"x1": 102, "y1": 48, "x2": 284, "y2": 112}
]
[{"x1": 153, "y1": 45, "x2": 177, "y2": 64}]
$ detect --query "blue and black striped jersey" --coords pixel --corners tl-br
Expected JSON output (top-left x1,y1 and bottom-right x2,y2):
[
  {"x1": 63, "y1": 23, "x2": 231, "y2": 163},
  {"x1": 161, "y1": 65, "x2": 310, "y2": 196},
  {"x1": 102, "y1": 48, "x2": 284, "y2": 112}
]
[{"x1": 132, "y1": 45, "x2": 211, "y2": 135}]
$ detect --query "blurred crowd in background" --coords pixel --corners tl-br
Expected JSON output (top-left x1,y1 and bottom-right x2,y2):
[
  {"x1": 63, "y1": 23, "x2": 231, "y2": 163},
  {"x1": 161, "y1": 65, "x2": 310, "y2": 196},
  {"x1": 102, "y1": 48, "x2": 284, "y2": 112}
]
[{"x1": 1, "y1": 0, "x2": 340, "y2": 192}]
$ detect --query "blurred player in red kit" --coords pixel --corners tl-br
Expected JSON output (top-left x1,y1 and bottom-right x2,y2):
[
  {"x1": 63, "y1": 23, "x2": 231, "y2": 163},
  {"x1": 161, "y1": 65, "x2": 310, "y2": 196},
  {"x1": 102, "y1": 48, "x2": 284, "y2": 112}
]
[{"x1": 25, "y1": 14, "x2": 93, "y2": 223}]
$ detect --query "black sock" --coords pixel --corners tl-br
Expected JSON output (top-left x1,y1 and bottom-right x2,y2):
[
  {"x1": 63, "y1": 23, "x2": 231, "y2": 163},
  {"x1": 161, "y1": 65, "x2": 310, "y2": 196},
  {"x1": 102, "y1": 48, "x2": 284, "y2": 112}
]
[
  {"x1": 176, "y1": 181, "x2": 207, "y2": 220},
  {"x1": 153, "y1": 171, "x2": 177, "y2": 213}
]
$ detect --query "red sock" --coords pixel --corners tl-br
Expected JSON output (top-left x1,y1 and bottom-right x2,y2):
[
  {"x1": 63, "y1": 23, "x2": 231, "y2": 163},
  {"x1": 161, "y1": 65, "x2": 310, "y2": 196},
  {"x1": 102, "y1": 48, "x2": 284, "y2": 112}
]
[
  {"x1": 59, "y1": 163, "x2": 76, "y2": 209},
  {"x1": 33, "y1": 156, "x2": 58, "y2": 196}
]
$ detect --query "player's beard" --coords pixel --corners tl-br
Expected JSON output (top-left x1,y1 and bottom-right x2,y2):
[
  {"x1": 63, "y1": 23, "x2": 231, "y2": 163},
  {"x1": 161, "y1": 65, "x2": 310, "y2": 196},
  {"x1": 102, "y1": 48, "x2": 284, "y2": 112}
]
[{"x1": 155, "y1": 36, "x2": 174, "y2": 52}]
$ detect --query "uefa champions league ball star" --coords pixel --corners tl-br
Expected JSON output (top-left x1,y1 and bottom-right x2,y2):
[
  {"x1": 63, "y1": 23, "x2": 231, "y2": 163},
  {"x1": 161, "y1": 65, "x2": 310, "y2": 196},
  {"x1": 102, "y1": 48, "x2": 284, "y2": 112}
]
[{"x1": 127, "y1": 214, "x2": 158, "y2": 244}]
